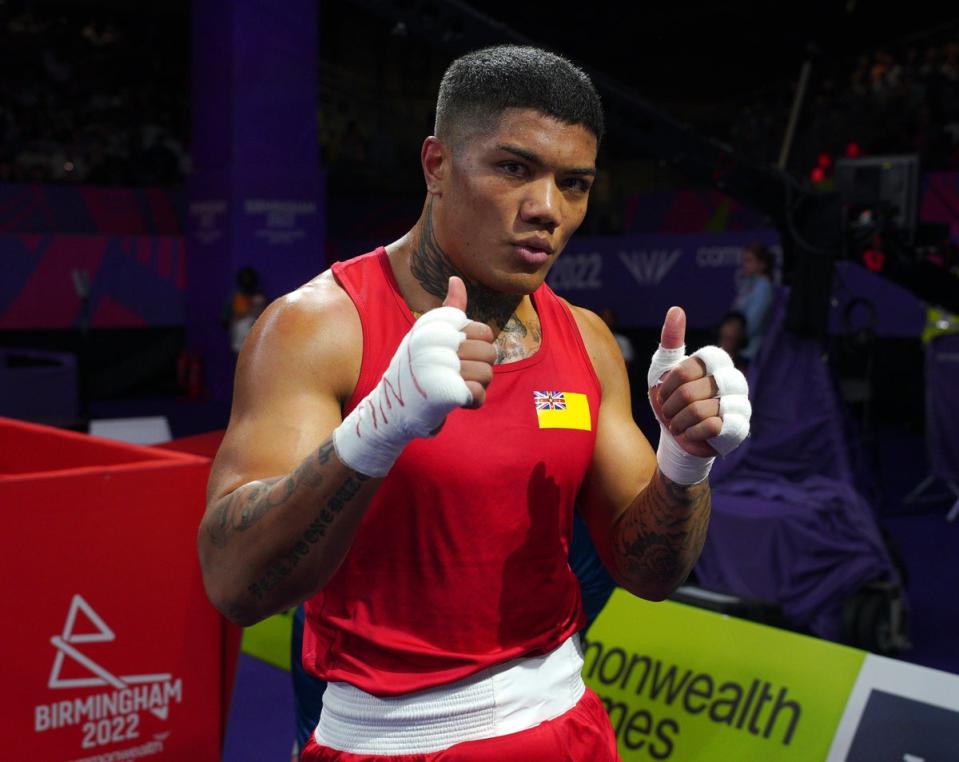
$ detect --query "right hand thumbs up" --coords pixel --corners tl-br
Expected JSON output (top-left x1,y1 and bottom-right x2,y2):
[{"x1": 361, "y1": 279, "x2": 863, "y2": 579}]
[
  {"x1": 332, "y1": 277, "x2": 497, "y2": 476},
  {"x1": 442, "y1": 275, "x2": 468, "y2": 312},
  {"x1": 443, "y1": 277, "x2": 495, "y2": 409}
]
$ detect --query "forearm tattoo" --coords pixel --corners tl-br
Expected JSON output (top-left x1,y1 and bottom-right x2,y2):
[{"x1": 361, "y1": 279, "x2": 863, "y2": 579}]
[
  {"x1": 614, "y1": 472, "x2": 711, "y2": 589},
  {"x1": 247, "y1": 470, "x2": 370, "y2": 600},
  {"x1": 205, "y1": 440, "x2": 335, "y2": 549}
]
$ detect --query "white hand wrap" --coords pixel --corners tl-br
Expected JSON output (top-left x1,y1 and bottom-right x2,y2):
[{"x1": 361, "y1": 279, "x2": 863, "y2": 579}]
[
  {"x1": 332, "y1": 306, "x2": 472, "y2": 477},
  {"x1": 647, "y1": 344, "x2": 751, "y2": 485},
  {"x1": 692, "y1": 346, "x2": 751, "y2": 457}
]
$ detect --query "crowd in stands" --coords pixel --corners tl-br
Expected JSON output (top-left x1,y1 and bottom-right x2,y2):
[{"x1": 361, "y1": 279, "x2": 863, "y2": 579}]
[
  {"x1": 3, "y1": 7, "x2": 959, "y2": 190},
  {"x1": 727, "y1": 32, "x2": 959, "y2": 175},
  {"x1": 0, "y1": 9, "x2": 189, "y2": 186}
]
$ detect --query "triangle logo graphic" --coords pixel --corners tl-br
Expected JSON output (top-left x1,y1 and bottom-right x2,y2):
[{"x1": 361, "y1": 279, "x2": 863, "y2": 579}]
[
  {"x1": 62, "y1": 594, "x2": 115, "y2": 644},
  {"x1": 48, "y1": 595, "x2": 120, "y2": 689}
]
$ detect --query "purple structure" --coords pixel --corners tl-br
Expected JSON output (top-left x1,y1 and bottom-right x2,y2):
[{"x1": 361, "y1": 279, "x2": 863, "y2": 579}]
[
  {"x1": 0, "y1": 348, "x2": 78, "y2": 423},
  {"x1": 697, "y1": 291, "x2": 903, "y2": 640},
  {"x1": 187, "y1": 0, "x2": 324, "y2": 400}
]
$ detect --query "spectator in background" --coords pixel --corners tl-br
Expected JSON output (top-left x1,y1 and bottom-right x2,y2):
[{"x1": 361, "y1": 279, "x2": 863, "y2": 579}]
[
  {"x1": 733, "y1": 243, "x2": 776, "y2": 362},
  {"x1": 225, "y1": 266, "x2": 266, "y2": 354},
  {"x1": 717, "y1": 311, "x2": 748, "y2": 370}
]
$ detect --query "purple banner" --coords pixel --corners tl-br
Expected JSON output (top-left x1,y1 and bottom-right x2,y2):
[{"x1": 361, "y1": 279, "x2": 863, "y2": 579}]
[
  {"x1": 549, "y1": 232, "x2": 927, "y2": 337},
  {"x1": 0, "y1": 233, "x2": 185, "y2": 329},
  {"x1": 548, "y1": 231, "x2": 781, "y2": 329},
  {"x1": 0, "y1": 183, "x2": 184, "y2": 235},
  {"x1": 187, "y1": 0, "x2": 321, "y2": 399}
]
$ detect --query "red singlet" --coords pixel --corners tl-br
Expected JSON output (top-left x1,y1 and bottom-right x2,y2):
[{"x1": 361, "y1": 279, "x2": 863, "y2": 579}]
[{"x1": 303, "y1": 248, "x2": 601, "y2": 696}]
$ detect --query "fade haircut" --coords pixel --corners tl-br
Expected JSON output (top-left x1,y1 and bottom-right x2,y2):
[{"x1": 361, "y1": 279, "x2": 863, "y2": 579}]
[{"x1": 434, "y1": 45, "x2": 604, "y2": 148}]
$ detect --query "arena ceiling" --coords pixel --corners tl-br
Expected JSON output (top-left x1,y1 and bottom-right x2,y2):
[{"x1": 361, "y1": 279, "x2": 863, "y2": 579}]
[{"x1": 21, "y1": 0, "x2": 959, "y2": 109}]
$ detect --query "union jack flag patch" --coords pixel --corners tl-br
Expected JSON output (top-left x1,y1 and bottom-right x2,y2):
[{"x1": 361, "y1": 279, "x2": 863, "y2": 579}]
[
  {"x1": 534, "y1": 391, "x2": 567, "y2": 410},
  {"x1": 533, "y1": 390, "x2": 591, "y2": 430}
]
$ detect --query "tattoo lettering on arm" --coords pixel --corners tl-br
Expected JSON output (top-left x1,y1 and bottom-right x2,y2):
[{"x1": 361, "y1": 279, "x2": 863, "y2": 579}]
[
  {"x1": 247, "y1": 471, "x2": 371, "y2": 600},
  {"x1": 614, "y1": 473, "x2": 711, "y2": 592}
]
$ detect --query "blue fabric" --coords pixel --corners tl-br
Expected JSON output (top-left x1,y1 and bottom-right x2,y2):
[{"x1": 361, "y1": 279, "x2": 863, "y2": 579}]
[
  {"x1": 569, "y1": 511, "x2": 617, "y2": 626},
  {"x1": 733, "y1": 274, "x2": 775, "y2": 360},
  {"x1": 291, "y1": 605, "x2": 327, "y2": 750},
  {"x1": 289, "y1": 514, "x2": 616, "y2": 749}
]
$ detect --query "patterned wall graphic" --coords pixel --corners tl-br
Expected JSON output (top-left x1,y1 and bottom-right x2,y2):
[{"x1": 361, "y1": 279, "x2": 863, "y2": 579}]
[
  {"x1": 1, "y1": 174, "x2": 956, "y2": 330},
  {"x1": 0, "y1": 234, "x2": 185, "y2": 329},
  {"x1": 0, "y1": 183, "x2": 184, "y2": 235}
]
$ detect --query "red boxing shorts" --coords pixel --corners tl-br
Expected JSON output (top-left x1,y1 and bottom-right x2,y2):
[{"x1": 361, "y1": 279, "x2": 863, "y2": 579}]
[{"x1": 300, "y1": 687, "x2": 620, "y2": 761}]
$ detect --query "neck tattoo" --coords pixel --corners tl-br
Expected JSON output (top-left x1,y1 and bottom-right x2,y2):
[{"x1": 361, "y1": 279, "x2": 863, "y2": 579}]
[
  {"x1": 410, "y1": 199, "x2": 519, "y2": 330},
  {"x1": 409, "y1": 200, "x2": 541, "y2": 363}
]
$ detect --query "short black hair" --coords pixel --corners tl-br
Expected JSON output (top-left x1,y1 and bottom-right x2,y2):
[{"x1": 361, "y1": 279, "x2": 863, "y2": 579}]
[{"x1": 435, "y1": 45, "x2": 604, "y2": 146}]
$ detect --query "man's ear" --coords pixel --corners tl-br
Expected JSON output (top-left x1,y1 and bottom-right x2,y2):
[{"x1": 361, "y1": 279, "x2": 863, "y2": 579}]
[{"x1": 421, "y1": 136, "x2": 448, "y2": 196}]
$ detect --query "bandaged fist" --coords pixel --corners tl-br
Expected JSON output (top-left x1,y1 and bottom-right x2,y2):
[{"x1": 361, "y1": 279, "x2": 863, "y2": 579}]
[
  {"x1": 333, "y1": 277, "x2": 495, "y2": 477},
  {"x1": 443, "y1": 276, "x2": 496, "y2": 410},
  {"x1": 647, "y1": 306, "x2": 751, "y2": 484}
]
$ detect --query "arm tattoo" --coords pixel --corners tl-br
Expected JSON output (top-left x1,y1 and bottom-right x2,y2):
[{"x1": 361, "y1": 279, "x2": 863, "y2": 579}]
[
  {"x1": 206, "y1": 439, "x2": 337, "y2": 548},
  {"x1": 247, "y1": 471, "x2": 371, "y2": 600},
  {"x1": 614, "y1": 472, "x2": 711, "y2": 589},
  {"x1": 207, "y1": 476, "x2": 286, "y2": 548}
]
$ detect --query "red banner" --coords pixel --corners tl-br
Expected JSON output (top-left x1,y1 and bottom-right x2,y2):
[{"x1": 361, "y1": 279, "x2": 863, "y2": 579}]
[{"x1": 0, "y1": 419, "x2": 222, "y2": 761}]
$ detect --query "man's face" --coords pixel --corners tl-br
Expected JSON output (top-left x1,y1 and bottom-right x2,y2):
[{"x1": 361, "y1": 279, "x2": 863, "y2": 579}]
[{"x1": 429, "y1": 108, "x2": 598, "y2": 295}]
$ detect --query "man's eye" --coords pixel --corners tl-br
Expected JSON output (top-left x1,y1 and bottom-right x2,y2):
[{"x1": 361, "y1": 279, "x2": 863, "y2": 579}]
[
  {"x1": 563, "y1": 178, "x2": 592, "y2": 193},
  {"x1": 500, "y1": 162, "x2": 526, "y2": 176}
]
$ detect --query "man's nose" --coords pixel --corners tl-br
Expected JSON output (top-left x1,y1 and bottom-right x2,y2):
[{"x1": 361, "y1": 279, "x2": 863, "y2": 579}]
[{"x1": 520, "y1": 178, "x2": 560, "y2": 229}]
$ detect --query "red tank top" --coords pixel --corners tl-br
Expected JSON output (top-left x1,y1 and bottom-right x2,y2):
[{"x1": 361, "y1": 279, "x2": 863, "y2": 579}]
[{"x1": 303, "y1": 248, "x2": 601, "y2": 696}]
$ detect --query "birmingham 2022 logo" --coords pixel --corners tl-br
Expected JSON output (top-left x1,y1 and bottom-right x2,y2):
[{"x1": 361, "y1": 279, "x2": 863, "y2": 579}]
[{"x1": 34, "y1": 594, "x2": 183, "y2": 758}]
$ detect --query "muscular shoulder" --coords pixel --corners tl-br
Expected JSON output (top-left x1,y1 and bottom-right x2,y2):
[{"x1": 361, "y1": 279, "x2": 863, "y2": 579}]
[{"x1": 237, "y1": 270, "x2": 361, "y2": 406}]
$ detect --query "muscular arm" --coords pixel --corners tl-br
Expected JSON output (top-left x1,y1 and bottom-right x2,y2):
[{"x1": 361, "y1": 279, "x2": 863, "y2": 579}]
[
  {"x1": 198, "y1": 276, "x2": 381, "y2": 626},
  {"x1": 572, "y1": 306, "x2": 710, "y2": 601},
  {"x1": 201, "y1": 441, "x2": 381, "y2": 627},
  {"x1": 198, "y1": 273, "x2": 495, "y2": 626}
]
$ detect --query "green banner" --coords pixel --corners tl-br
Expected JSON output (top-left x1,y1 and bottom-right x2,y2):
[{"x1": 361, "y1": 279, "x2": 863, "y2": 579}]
[
  {"x1": 583, "y1": 590, "x2": 866, "y2": 760},
  {"x1": 241, "y1": 608, "x2": 294, "y2": 671}
]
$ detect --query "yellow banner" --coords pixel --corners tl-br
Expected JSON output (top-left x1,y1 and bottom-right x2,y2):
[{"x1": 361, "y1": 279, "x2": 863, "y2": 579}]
[
  {"x1": 241, "y1": 608, "x2": 294, "y2": 671},
  {"x1": 584, "y1": 589, "x2": 865, "y2": 760}
]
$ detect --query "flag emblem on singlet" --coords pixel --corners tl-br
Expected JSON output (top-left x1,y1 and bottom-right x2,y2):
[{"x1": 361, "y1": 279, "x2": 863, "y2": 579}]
[{"x1": 534, "y1": 391, "x2": 591, "y2": 431}]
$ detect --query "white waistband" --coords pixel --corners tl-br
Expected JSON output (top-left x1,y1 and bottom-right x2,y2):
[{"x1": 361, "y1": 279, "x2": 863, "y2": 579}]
[{"x1": 313, "y1": 635, "x2": 586, "y2": 755}]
